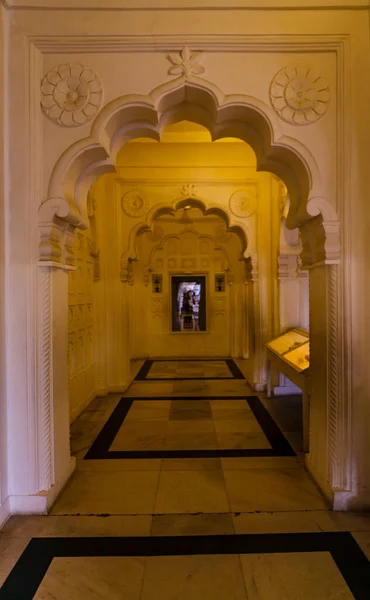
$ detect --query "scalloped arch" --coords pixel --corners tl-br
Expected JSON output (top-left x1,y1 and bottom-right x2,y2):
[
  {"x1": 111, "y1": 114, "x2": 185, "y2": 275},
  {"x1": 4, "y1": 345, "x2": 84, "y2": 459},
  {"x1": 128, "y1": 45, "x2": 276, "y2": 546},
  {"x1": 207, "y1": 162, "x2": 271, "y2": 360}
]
[
  {"x1": 147, "y1": 230, "x2": 230, "y2": 273},
  {"x1": 46, "y1": 74, "x2": 324, "y2": 231},
  {"x1": 121, "y1": 196, "x2": 251, "y2": 264}
]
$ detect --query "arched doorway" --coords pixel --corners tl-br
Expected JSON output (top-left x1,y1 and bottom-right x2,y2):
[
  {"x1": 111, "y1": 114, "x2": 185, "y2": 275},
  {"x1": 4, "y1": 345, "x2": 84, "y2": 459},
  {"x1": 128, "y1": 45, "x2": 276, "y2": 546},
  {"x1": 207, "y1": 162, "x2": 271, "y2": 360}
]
[{"x1": 37, "y1": 76, "x2": 344, "y2": 509}]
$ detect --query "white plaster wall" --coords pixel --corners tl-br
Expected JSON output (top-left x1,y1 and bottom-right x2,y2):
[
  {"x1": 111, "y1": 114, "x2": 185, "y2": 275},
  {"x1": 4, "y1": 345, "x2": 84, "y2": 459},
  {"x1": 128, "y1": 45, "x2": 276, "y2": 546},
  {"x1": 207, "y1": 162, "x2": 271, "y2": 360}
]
[
  {"x1": 1, "y1": 2, "x2": 370, "y2": 514},
  {"x1": 0, "y1": 6, "x2": 9, "y2": 527}
]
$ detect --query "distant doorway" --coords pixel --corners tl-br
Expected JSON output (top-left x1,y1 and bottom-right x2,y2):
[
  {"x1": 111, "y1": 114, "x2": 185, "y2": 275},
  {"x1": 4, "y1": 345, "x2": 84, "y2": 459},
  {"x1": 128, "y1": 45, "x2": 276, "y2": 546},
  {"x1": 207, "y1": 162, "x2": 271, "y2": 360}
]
[{"x1": 171, "y1": 275, "x2": 206, "y2": 332}]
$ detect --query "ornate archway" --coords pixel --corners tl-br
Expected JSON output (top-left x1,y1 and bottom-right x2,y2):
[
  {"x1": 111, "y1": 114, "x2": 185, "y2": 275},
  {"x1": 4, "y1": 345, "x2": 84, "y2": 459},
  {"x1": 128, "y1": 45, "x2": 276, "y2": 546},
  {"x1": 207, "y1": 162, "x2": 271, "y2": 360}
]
[
  {"x1": 38, "y1": 75, "x2": 337, "y2": 267},
  {"x1": 36, "y1": 75, "x2": 344, "y2": 509}
]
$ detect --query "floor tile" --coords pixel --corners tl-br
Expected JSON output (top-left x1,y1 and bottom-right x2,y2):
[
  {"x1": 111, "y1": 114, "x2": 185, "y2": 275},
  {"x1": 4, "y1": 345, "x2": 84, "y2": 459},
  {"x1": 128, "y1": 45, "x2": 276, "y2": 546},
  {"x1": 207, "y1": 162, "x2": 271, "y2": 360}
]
[
  {"x1": 169, "y1": 407, "x2": 212, "y2": 420},
  {"x1": 221, "y1": 457, "x2": 303, "y2": 470},
  {"x1": 77, "y1": 458, "x2": 162, "y2": 471},
  {"x1": 232, "y1": 511, "x2": 326, "y2": 534},
  {"x1": 211, "y1": 408, "x2": 255, "y2": 420},
  {"x1": 151, "y1": 513, "x2": 235, "y2": 536},
  {"x1": 141, "y1": 555, "x2": 247, "y2": 600},
  {"x1": 261, "y1": 395, "x2": 303, "y2": 431},
  {"x1": 51, "y1": 471, "x2": 160, "y2": 515},
  {"x1": 283, "y1": 431, "x2": 304, "y2": 453},
  {"x1": 172, "y1": 380, "x2": 211, "y2": 394},
  {"x1": 166, "y1": 432, "x2": 218, "y2": 450},
  {"x1": 70, "y1": 421, "x2": 107, "y2": 458},
  {"x1": 216, "y1": 432, "x2": 271, "y2": 450},
  {"x1": 125, "y1": 408, "x2": 170, "y2": 421},
  {"x1": 110, "y1": 421, "x2": 168, "y2": 451},
  {"x1": 1, "y1": 515, "x2": 152, "y2": 538},
  {"x1": 213, "y1": 419, "x2": 264, "y2": 434},
  {"x1": 161, "y1": 458, "x2": 222, "y2": 470},
  {"x1": 351, "y1": 531, "x2": 370, "y2": 560},
  {"x1": 209, "y1": 400, "x2": 253, "y2": 411},
  {"x1": 166, "y1": 420, "x2": 215, "y2": 435},
  {"x1": 240, "y1": 551, "x2": 353, "y2": 599},
  {"x1": 154, "y1": 470, "x2": 230, "y2": 514},
  {"x1": 77, "y1": 396, "x2": 121, "y2": 423},
  {"x1": 34, "y1": 557, "x2": 145, "y2": 600},
  {"x1": 0, "y1": 536, "x2": 30, "y2": 587},
  {"x1": 223, "y1": 469, "x2": 328, "y2": 512},
  {"x1": 124, "y1": 383, "x2": 175, "y2": 397}
]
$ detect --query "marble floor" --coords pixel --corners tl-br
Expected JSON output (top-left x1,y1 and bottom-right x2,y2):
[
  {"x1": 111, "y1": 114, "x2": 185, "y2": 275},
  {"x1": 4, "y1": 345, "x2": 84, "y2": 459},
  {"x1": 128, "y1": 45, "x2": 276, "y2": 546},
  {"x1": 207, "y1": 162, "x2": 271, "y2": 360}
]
[
  {"x1": 135, "y1": 358, "x2": 244, "y2": 380},
  {"x1": 1, "y1": 358, "x2": 370, "y2": 599}
]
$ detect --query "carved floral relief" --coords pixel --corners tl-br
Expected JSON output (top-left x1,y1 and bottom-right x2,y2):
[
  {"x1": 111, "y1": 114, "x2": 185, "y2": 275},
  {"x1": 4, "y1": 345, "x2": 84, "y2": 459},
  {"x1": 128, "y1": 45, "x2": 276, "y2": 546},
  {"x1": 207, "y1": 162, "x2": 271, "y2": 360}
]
[
  {"x1": 41, "y1": 63, "x2": 103, "y2": 127},
  {"x1": 167, "y1": 47, "x2": 205, "y2": 78},
  {"x1": 121, "y1": 190, "x2": 148, "y2": 218},
  {"x1": 229, "y1": 186, "x2": 257, "y2": 218},
  {"x1": 269, "y1": 64, "x2": 330, "y2": 125}
]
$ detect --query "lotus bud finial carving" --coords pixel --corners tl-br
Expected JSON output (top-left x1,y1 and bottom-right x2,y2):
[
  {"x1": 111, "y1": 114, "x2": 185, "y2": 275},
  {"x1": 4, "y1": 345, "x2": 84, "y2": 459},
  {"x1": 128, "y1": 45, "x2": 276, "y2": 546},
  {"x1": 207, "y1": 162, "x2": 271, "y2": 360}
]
[
  {"x1": 167, "y1": 47, "x2": 205, "y2": 78},
  {"x1": 181, "y1": 183, "x2": 198, "y2": 197}
]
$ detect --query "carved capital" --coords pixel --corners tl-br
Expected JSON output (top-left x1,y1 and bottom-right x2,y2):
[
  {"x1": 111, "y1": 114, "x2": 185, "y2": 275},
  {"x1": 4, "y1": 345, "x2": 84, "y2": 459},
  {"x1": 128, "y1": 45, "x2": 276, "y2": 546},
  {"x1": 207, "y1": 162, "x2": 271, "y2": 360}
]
[
  {"x1": 244, "y1": 254, "x2": 258, "y2": 283},
  {"x1": 322, "y1": 221, "x2": 340, "y2": 264},
  {"x1": 39, "y1": 221, "x2": 66, "y2": 263},
  {"x1": 64, "y1": 225, "x2": 76, "y2": 267},
  {"x1": 38, "y1": 197, "x2": 87, "y2": 264},
  {"x1": 299, "y1": 215, "x2": 340, "y2": 269},
  {"x1": 120, "y1": 258, "x2": 134, "y2": 285}
]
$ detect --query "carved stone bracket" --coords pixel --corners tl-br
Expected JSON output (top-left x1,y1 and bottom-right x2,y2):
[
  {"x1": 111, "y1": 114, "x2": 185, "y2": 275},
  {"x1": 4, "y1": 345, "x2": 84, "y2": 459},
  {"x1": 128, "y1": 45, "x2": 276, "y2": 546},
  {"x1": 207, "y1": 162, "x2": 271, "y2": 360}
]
[
  {"x1": 244, "y1": 254, "x2": 259, "y2": 283},
  {"x1": 299, "y1": 215, "x2": 340, "y2": 269},
  {"x1": 120, "y1": 258, "x2": 135, "y2": 285},
  {"x1": 38, "y1": 197, "x2": 87, "y2": 266}
]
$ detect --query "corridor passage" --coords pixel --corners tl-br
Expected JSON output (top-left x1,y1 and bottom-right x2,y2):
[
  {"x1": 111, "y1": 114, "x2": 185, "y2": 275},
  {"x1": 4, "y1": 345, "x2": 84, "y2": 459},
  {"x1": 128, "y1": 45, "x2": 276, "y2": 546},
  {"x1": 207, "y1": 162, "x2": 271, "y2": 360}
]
[{"x1": 1, "y1": 359, "x2": 370, "y2": 598}]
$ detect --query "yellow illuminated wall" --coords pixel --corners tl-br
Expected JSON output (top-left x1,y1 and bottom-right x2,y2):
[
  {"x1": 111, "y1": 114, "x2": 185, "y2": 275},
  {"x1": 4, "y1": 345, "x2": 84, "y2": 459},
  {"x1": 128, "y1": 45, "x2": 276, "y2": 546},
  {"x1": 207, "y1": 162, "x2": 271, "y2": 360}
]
[
  {"x1": 87, "y1": 121, "x2": 308, "y2": 392},
  {"x1": 68, "y1": 228, "x2": 97, "y2": 422}
]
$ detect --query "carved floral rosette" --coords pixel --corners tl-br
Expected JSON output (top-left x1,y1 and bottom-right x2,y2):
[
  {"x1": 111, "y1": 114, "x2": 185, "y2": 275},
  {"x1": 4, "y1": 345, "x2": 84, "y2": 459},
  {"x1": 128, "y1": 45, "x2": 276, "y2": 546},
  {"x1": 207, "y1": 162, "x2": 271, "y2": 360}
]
[
  {"x1": 121, "y1": 190, "x2": 149, "y2": 218},
  {"x1": 41, "y1": 63, "x2": 103, "y2": 127},
  {"x1": 269, "y1": 64, "x2": 330, "y2": 125},
  {"x1": 229, "y1": 187, "x2": 257, "y2": 218}
]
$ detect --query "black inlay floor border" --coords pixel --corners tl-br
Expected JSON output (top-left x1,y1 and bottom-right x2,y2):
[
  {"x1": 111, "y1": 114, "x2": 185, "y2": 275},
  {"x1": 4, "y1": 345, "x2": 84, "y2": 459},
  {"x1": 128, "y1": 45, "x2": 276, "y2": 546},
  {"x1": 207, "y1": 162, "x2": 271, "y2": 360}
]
[
  {"x1": 0, "y1": 533, "x2": 369, "y2": 600},
  {"x1": 84, "y1": 395, "x2": 296, "y2": 460},
  {"x1": 134, "y1": 358, "x2": 245, "y2": 381}
]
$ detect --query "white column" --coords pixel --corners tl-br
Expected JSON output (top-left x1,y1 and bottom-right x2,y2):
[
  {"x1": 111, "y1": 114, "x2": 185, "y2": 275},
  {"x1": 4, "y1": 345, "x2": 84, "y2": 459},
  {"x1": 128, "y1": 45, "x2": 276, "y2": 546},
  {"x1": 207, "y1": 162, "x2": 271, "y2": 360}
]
[{"x1": 39, "y1": 266, "x2": 75, "y2": 504}]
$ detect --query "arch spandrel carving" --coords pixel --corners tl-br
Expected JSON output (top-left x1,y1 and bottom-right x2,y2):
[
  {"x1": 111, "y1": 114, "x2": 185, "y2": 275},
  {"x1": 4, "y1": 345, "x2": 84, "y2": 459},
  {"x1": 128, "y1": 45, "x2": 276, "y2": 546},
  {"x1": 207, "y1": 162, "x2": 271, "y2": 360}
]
[
  {"x1": 40, "y1": 75, "x2": 338, "y2": 268},
  {"x1": 146, "y1": 230, "x2": 230, "y2": 275}
]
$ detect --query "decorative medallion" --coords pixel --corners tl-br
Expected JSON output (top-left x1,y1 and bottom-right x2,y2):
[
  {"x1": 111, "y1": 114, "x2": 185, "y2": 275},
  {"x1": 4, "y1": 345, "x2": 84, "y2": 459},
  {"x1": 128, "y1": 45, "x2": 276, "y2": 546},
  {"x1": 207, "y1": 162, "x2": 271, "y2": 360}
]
[
  {"x1": 40, "y1": 63, "x2": 103, "y2": 127},
  {"x1": 229, "y1": 186, "x2": 257, "y2": 218},
  {"x1": 181, "y1": 183, "x2": 198, "y2": 197},
  {"x1": 269, "y1": 64, "x2": 330, "y2": 126},
  {"x1": 167, "y1": 47, "x2": 204, "y2": 78},
  {"x1": 121, "y1": 189, "x2": 148, "y2": 218}
]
